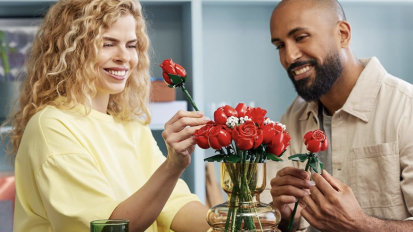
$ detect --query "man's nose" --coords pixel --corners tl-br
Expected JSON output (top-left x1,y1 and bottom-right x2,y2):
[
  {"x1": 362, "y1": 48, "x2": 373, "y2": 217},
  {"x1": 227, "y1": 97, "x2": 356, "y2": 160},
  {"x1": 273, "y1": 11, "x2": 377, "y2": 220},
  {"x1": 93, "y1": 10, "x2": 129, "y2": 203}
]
[{"x1": 285, "y1": 44, "x2": 302, "y2": 66}]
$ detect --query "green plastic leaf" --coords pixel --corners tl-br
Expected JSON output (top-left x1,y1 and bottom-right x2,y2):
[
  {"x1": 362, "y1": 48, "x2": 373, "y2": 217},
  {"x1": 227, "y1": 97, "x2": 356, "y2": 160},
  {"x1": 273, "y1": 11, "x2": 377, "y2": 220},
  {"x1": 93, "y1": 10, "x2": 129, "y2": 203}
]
[
  {"x1": 309, "y1": 156, "x2": 323, "y2": 174},
  {"x1": 167, "y1": 84, "x2": 175, "y2": 88},
  {"x1": 225, "y1": 155, "x2": 242, "y2": 163},
  {"x1": 256, "y1": 145, "x2": 265, "y2": 154},
  {"x1": 168, "y1": 74, "x2": 184, "y2": 85},
  {"x1": 204, "y1": 154, "x2": 225, "y2": 162},
  {"x1": 267, "y1": 153, "x2": 284, "y2": 162},
  {"x1": 314, "y1": 156, "x2": 324, "y2": 174},
  {"x1": 288, "y1": 154, "x2": 308, "y2": 162}
]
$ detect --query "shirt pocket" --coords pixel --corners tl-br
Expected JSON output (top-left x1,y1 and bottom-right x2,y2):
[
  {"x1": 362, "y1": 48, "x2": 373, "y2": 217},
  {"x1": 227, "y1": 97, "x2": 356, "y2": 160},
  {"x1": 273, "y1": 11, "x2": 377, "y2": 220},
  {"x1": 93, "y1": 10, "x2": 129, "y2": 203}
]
[{"x1": 350, "y1": 142, "x2": 402, "y2": 209}]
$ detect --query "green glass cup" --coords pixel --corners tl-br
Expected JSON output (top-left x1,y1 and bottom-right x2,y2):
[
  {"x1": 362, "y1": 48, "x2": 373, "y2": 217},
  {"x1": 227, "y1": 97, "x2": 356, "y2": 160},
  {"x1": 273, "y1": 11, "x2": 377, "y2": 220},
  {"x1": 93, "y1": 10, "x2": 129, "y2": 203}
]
[{"x1": 90, "y1": 219, "x2": 129, "y2": 232}]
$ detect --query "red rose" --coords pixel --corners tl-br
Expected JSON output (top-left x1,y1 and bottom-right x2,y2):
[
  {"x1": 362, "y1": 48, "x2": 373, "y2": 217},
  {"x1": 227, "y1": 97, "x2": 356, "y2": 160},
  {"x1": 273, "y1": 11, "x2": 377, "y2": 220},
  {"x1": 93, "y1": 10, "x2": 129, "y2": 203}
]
[
  {"x1": 303, "y1": 129, "x2": 329, "y2": 153},
  {"x1": 270, "y1": 124, "x2": 285, "y2": 147},
  {"x1": 214, "y1": 105, "x2": 238, "y2": 125},
  {"x1": 208, "y1": 125, "x2": 232, "y2": 150},
  {"x1": 266, "y1": 143, "x2": 286, "y2": 157},
  {"x1": 262, "y1": 124, "x2": 275, "y2": 144},
  {"x1": 159, "y1": 58, "x2": 187, "y2": 85},
  {"x1": 232, "y1": 121, "x2": 263, "y2": 150},
  {"x1": 235, "y1": 103, "x2": 248, "y2": 117},
  {"x1": 194, "y1": 121, "x2": 214, "y2": 149},
  {"x1": 246, "y1": 107, "x2": 267, "y2": 127},
  {"x1": 266, "y1": 129, "x2": 290, "y2": 157}
]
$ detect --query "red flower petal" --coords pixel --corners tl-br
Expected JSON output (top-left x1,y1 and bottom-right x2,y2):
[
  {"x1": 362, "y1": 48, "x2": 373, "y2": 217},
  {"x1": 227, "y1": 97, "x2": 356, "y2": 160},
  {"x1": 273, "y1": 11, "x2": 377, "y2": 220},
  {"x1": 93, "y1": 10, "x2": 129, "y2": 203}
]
[
  {"x1": 223, "y1": 105, "x2": 238, "y2": 117},
  {"x1": 306, "y1": 140, "x2": 321, "y2": 153},
  {"x1": 235, "y1": 103, "x2": 247, "y2": 117},
  {"x1": 236, "y1": 137, "x2": 254, "y2": 150},
  {"x1": 262, "y1": 124, "x2": 276, "y2": 144},
  {"x1": 267, "y1": 143, "x2": 285, "y2": 156},
  {"x1": 320, "y1": 137, "x2": 329, "y2": 151},
  {"x1": 175, "y1": 63, "x2": 187, "y2": 78},
  {"x1": 162, "y1": 72, "x2": 173, "y2": 85},
  {"x1": 303, "y1": 131, "x2": 313, "y2": 145},
  {"x1": 214, "y1": 108, "x2": 228, "y2": 125},
  {"x1": 271, "y1": 132, "x2": 284, "y2": 147}
]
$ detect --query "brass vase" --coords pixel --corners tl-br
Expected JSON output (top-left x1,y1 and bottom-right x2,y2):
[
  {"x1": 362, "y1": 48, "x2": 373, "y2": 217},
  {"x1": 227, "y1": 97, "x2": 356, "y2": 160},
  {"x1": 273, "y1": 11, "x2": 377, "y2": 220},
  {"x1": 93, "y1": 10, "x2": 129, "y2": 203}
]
[{"x1": 206, "y1": 162, "x2": 281, "y2": 232}]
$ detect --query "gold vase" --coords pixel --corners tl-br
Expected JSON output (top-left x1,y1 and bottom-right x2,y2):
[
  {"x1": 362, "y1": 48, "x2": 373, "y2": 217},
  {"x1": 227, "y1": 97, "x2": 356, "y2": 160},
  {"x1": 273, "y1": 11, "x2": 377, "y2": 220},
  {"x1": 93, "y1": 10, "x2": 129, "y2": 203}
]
[{"x1": 206, "y1": 162, "x2": 281, "y2": 232}]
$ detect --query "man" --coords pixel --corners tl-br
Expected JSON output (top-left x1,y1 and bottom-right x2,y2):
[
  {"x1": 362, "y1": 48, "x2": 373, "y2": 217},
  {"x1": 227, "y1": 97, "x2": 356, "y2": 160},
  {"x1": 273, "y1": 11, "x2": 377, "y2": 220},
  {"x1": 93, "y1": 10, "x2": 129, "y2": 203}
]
[{"x1": 262, "y1": 0, "x2": 413, "y2": 231}]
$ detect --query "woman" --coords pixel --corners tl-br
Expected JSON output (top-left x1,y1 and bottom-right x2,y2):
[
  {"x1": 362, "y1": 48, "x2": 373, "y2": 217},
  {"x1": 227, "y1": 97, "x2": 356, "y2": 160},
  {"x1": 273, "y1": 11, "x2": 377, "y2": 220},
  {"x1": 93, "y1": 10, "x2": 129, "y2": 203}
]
[{"x1": 2, "y1": 0, "x2": 210, "y2": 231}]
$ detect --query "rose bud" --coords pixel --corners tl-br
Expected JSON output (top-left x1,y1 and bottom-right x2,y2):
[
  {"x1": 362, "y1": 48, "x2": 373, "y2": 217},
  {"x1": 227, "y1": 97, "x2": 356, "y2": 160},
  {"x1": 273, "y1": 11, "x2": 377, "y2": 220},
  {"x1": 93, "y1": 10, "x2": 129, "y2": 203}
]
[
  {"x1": 303, "y1": 129, "x2": 328, "y2": 153},
  {"x1": 235, "y1": 103, "x2": 248, "y2": 117},
  {"x1": 208, "y1": 125, "x2": 232, "y2": 150},
  {"x1": 214, "y1": 105, "x2": 238, "y2": 125},
  {"x1": 194, "y1": 122, "x2": 214, "y2": 149},
  {"x1": 159, "y1": 58, "x2": 187, "y2": 87},
  {"x1": 266, "y1": 143, "x2": 286, "y2": 157}
]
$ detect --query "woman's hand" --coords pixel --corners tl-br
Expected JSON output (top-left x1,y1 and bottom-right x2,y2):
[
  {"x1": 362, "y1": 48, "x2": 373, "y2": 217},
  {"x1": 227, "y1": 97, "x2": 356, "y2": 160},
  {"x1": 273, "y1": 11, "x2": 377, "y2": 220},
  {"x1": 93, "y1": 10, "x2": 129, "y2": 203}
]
[{"x1": 162, "y1": 110, "x2": 209, "y2": 171}]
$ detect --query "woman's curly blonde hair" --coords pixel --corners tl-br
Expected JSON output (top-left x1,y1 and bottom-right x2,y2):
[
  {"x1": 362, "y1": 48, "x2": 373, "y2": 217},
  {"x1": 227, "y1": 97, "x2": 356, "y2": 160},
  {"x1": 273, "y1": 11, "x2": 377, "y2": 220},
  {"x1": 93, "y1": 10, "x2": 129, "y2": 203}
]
[{"x1": 2, "y1": 0, "x2": 151, "y2": 160}]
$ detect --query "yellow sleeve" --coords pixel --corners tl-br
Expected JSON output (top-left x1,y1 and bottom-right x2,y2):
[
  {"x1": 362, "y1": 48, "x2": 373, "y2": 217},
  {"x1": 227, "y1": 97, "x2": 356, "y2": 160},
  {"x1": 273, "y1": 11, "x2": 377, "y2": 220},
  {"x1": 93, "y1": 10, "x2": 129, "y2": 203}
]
[{"x1": 146, "y1": 128, "x2": 200, "y2": 232}]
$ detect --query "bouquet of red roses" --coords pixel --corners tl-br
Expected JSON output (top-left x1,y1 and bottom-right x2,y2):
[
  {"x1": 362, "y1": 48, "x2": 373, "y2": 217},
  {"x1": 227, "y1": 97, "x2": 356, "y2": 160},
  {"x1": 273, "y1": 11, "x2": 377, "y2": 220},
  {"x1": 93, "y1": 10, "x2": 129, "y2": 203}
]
[
  {"x1": 194, "y1": 103, "x2": 290, "y2": 231},
  {"x1": 194, "y1": 103, "x2": 290, "y2": 163}
]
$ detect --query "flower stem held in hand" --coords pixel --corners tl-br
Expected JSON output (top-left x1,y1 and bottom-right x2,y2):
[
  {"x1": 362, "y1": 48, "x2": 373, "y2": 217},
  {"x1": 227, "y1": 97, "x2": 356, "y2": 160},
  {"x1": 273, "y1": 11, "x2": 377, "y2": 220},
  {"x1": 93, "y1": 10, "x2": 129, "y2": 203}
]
[
  {"x1": 288, "y1": 155, "x2": 313, "y2": 231},
  {"x1": 180, "y1": 85, "x2": 199, "y2": 111}
]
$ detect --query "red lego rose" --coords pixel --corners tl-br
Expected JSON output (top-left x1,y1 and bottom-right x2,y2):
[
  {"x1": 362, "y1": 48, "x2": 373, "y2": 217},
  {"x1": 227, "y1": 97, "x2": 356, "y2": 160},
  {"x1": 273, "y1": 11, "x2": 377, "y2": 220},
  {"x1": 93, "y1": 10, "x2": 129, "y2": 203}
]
[
  {"x1": 208, "y1": 125, "x2": 232, "y2": 150},
  {"x1": 159, "y1": 58, "x2": 187, "y2": 85},
  {"x1": 232, "y1": 121, "x2": 263, "y2": 150},
  {"x1": 303, "y1": 129, "x2": 329, "y2": 153}
]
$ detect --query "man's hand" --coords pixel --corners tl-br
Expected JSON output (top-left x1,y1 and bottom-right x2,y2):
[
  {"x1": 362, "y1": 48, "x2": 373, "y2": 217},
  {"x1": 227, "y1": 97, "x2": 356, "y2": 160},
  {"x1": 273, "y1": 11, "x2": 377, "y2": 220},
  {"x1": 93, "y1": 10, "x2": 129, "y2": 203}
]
[
  {"x1": 270, "y1": 167, "x2": 314, "y2": 228},
  {"x1": 301, "y1": 170, "x2": 368, "y2": 232},
  {"x1": 162, "y1": 110, "x2": 209, "y2": 171}
]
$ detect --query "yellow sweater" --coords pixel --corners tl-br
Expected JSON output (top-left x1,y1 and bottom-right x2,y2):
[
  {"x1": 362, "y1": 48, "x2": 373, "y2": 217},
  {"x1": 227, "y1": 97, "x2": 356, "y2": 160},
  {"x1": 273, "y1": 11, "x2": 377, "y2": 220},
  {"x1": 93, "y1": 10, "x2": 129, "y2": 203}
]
[{"x1": 14, "y1": 105, "x2": 198, "y2": 232}]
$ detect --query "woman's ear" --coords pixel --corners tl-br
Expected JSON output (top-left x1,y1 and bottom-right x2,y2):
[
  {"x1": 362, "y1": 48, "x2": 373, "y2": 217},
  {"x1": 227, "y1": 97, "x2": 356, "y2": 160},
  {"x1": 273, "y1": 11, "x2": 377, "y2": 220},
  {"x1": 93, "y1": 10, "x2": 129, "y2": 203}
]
[{"x1": 337, "y1": 20, "x2": 351, "y2": 48}]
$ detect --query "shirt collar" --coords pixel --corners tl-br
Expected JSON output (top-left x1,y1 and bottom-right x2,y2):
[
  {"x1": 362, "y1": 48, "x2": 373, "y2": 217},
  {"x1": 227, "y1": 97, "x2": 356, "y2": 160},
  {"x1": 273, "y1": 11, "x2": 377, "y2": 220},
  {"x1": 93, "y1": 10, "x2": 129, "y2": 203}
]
[
  {"x1": 299, "y1": 57, "x2": 386, "y2": 122},
  {"x1": 341, "y1": 57, "x2": 386, "y2": 122}
]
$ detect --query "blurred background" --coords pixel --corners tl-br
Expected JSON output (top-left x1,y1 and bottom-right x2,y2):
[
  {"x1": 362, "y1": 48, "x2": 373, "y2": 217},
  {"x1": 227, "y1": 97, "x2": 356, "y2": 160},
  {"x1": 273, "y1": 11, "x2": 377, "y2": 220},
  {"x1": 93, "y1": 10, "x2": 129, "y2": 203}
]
[{"x1": 0, "y1": 1, "x2": 413, "y2": 230}]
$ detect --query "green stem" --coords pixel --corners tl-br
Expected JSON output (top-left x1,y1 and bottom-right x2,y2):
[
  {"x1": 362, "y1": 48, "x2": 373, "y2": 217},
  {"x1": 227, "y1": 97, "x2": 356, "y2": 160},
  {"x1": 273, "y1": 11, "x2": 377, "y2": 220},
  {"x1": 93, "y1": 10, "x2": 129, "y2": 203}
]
[
  {"x1": 180, "y1": 85, "x2": 199, "y2": 111},
  {"x1": 288, "y1": 155, "x2": 313, "y2": 231}
]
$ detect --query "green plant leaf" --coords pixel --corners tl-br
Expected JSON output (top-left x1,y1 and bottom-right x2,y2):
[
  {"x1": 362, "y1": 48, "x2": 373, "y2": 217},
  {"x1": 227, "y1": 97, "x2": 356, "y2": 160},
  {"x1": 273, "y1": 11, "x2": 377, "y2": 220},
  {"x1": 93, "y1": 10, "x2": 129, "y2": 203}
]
[
  {"x1": 267, "y1": 153, "x2": 284, "y2": 162},
  {"x1": 288, "y1": 154, "x2": 308, "y2": 162},
  {"x1": 204, "y1": 154, "x2": 225, "y2": 162},
  {"x1": 168, "y1": 74, "x2": 184, "y2": 85},
  {"x1": 224, "y1": 155, "x2": 242, "y2": 163}
]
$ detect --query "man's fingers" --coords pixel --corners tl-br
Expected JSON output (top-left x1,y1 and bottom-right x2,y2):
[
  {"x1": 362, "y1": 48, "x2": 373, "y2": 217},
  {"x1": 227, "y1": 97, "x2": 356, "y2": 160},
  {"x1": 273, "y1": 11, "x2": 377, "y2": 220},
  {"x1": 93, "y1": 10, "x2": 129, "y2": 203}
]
[
  {"x1": 271, "y1": 184, "x2": 310, "y2": 199},
  {"x1": 322, "y1": 169, "x2": 343, "y2": 192},
  {"x1": 271, "y1": 175, "x2": 314, "y2": 190},
  {"x1": 312, "y1": 172, "x2": 339, "y2": 196},
  {"x1": 276, "y1": 166, "x2": 309, "y2": 180},
  {"x1": 273, "y1": 195, "x2": 299, "y2": 206}
]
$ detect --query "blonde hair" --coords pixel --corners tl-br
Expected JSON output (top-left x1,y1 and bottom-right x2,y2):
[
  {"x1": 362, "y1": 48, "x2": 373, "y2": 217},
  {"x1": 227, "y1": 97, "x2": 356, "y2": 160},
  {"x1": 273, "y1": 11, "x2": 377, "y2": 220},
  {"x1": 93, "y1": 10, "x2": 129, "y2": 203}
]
[{"x1": 1, "y1": 0, "x2": 151, "y2": 160}]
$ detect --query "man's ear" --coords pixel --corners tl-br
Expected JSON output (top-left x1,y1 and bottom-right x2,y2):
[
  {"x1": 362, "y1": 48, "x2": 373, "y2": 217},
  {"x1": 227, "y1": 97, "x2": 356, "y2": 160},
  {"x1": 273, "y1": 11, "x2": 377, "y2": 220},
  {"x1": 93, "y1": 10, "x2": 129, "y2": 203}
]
[{"x1": 337, "y1": 20, "x2": 351, "y2": 48}]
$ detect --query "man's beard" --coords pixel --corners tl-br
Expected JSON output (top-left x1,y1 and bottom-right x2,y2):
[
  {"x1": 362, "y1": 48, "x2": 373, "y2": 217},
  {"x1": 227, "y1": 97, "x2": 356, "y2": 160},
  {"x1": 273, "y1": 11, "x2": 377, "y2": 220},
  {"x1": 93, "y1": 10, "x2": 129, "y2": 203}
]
[{"x1": 287, "y1": 52, "x2": 343, "y2": 102}]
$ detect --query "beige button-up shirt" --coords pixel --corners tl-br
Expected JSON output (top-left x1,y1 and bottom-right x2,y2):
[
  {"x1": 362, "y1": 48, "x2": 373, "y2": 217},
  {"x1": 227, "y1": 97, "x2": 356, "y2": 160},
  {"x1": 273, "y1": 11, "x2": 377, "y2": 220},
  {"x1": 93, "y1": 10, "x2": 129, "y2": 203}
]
[{"x1": 262, "y1": 57, "x2": 413, "y2": 231}]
